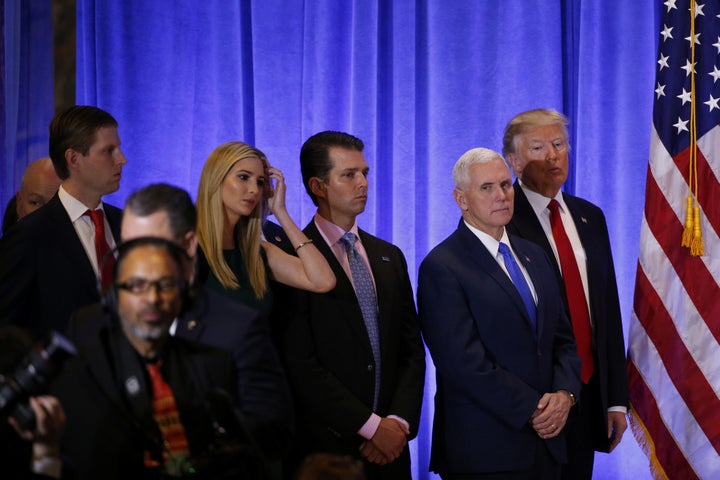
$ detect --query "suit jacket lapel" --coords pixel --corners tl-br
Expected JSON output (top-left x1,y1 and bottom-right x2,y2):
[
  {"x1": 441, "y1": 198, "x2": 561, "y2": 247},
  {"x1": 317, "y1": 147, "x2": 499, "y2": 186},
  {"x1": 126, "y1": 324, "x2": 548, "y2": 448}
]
[
  {"x1": 47, "y1": 195, "x2": 99, "y2": 295},
  {"x1": 562, "y1": 194, "x2": 594, "y2": 271},
  {"x1": 511, "y1": 183, "x2": 560, "y2": 271},
  {"x1": 82, "y1": 326, "x2": 148, "y2": 421},
  {"x1": 511, "y1": 238, "x2": 548, "y2": 340},
  {"x1": 103, "y1": 202, "x2": 122, "y2": 243},
  {"x1": 304, "y1": 222, "x2": 355, "y2": 298},
  {"x1": 304, "y1": 222, "x2": 373, "y2": 354},
  {"x1": 176, "y1": 289, "x2": 209, "y2": 342},
  {"x1": 176, "y1": 315, "x2": 205, "y2": 342},
  {"x1": 359, "y1": 231, "x2": 393, "y2": 357},
  {"x1": 456, "y1": 222, "x2": 536, "y2": 333}
]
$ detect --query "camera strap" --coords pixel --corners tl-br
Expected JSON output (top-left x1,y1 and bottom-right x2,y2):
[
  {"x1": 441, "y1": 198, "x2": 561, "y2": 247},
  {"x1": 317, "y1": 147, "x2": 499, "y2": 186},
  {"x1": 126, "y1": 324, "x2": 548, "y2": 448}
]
[{"x1": 107, "y1": 325, "x2": 165, "y2": 463}]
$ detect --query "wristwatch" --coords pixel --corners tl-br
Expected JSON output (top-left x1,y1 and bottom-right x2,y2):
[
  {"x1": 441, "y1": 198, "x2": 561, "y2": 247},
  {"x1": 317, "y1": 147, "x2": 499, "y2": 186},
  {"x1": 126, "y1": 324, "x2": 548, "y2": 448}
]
[{"x1": 565, "y1": 390, "x2": 577, "y2": 406}]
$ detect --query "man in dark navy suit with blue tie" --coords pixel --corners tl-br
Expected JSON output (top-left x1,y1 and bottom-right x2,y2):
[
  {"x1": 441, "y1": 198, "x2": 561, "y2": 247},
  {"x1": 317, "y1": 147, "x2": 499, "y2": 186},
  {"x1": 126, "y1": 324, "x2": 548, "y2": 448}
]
[{"x1": 418, "y1": 147, "x2": 581, "y2": 480}]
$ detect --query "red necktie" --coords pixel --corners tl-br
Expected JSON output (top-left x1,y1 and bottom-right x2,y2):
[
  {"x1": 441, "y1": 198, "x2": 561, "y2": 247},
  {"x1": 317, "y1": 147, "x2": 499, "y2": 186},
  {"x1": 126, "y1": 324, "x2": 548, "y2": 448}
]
[
  {"x1": 85, "y1": 209, "x2": 115, "y2": 291},
  {"x1": 146, "y1": 362, "x2": 190, "y2": 461},
  {"x1": 548, "y1": 199, "x2": 594, "y2": 383}
]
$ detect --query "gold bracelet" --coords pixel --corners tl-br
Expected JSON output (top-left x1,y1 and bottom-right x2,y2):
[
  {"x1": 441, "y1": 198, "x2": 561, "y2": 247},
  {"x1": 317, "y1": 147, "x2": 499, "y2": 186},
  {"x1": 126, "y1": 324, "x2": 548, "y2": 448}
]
[{"x1": 295, "y1": 239, "x2": 314, "y2": 251}]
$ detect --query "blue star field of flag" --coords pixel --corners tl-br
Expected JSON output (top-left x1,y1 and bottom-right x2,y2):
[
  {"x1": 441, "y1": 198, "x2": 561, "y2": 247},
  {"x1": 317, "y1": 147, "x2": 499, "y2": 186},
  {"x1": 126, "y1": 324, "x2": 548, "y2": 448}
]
[{"x1": 653, "y1": 0, "x2": 720, "y2": 156}]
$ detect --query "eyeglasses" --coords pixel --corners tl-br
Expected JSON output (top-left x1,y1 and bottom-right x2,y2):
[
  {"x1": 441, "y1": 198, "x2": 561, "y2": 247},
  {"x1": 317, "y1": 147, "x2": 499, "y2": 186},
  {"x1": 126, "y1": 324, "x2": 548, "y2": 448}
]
[
  {"x1": 525, "y1": 139, "x2": 568, "y2": 159},
  {"x1": 116, "y1": 277, "x2": 181, "y2": 296}
]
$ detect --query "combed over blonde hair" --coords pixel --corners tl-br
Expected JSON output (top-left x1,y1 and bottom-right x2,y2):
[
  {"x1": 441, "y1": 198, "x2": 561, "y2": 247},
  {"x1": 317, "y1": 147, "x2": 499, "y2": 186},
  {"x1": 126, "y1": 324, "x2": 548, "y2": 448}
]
[
  {"x1": 501, "y1": 108, "x2": 569, "y2": 157},
  {"x1": 196, "y1": 141, "x2": 270, "y2": 298}
]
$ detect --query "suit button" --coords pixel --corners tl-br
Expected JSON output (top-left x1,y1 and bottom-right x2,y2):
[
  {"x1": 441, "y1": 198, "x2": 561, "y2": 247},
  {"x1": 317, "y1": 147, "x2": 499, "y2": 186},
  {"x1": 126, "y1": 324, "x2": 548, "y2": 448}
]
[{"x1": 367, "y1": 364, "x2": 373, "y2": 371}]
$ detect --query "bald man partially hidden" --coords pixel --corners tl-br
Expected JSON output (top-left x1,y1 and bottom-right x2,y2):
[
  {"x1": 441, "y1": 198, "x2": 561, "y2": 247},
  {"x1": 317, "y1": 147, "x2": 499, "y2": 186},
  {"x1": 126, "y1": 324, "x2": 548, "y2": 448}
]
[{"x1": 2, "y1": 157, "x2": 61, "y2": 235}]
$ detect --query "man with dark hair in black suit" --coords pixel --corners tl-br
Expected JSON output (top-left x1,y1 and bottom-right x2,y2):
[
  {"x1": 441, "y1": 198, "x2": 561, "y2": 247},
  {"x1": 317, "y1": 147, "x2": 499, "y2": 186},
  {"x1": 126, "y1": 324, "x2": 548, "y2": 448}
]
[
  {"x1": 280, "y1": 131, "x2": 425, "y2": 479},
  {"x1": 0, "y1": 106, "x2": 126, "y2": 338},
  {"x1": 504, "y1": 108, "x2": 628, "y2": 480}
]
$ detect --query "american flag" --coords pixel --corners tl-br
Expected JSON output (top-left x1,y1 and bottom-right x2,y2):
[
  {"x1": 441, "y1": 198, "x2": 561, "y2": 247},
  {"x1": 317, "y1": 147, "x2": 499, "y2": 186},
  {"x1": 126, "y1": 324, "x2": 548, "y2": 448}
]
[{"x1": 627, "y1": 0, "x2": 720, "y2": 479}]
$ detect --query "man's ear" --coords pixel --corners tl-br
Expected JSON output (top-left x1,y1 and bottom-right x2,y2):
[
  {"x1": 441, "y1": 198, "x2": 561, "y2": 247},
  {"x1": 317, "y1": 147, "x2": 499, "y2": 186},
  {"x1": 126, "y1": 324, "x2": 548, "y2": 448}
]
[
  {"x1": 184, "y1": 230, "x2": 198, "y2": 258},
  {"x1": 453, "y1": 188, "x2": 467, "y2": 211},
  {"x1": 506, "y1": 153, "x2": 523, "y2": 177},
  {"x1": 65, "y1": 148, "x2": 81, "y2": 170},
  {"x1": 309, "y1": 177, "x2": 326, "y2": 200}
]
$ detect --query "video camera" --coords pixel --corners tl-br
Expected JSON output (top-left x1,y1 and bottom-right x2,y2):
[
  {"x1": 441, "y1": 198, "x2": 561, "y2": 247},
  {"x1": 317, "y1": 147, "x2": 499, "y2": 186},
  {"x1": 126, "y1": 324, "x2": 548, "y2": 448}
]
[{"x1": 0, "y1": 331, "x2": 76, "y2": 431}]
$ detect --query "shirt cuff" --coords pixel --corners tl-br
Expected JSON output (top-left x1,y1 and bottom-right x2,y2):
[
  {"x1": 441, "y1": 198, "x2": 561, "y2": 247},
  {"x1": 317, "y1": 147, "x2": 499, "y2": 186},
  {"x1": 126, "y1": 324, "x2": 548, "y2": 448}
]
[
  {"x1": 608, "y1": 406, "x2": 628, "y2": 414},
  {"x1": 387, "y1": 414, "x2": 410, "y2": 434},
  {"x1": 357, "y1": 413, "x2": 382, "y2": 440}
]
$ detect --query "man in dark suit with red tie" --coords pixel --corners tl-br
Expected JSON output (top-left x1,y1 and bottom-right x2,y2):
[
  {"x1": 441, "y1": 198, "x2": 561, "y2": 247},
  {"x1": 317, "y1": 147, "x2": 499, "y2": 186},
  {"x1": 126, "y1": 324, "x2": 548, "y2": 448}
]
[
  {"x1": 280, "y1": 131, "x2": 425, "y2": 479},
  {"x1": 0, "y1": 105, "x2": 126, "y2": 338},
  {"x1": 503, "y1": 109, "x2": 629, "y2": 480},
  {"x1": 418, "y1": 147, "x2": 581, "y2": 479}
]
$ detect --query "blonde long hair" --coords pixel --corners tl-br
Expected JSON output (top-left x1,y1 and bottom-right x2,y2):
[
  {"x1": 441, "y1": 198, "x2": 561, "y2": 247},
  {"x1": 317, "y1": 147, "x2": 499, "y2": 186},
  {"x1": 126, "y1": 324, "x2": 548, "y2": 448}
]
[{"x1": 196, "y1": 141, "x2": 270, "y2": 298}]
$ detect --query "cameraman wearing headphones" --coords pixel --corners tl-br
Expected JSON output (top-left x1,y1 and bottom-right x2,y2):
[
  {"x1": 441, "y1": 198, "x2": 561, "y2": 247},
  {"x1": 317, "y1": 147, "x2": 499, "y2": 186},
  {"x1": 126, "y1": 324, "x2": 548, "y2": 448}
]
[{"x1": 50, "y1": 238, "x2": 255, "y2": 479}]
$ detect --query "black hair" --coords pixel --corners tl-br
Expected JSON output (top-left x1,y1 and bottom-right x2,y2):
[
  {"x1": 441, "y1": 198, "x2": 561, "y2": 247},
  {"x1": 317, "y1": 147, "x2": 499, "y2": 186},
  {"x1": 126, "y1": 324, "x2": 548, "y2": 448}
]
[{"x1": 299, "y1": 131, "x2": 364, "y2": 206}]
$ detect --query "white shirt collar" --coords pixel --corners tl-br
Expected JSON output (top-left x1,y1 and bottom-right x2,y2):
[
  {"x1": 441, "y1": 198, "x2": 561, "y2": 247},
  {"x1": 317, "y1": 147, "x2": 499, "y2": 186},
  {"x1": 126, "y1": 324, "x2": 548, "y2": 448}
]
[
  {"x1": 463, "y1": 220, "x2": 512, "y2": 257},
  {"x1": 58, "y1": 185, "x2": 104, "y2": 222},
  {"x1": 518, "y1": 180, "x2": 568, "y2": 217}
]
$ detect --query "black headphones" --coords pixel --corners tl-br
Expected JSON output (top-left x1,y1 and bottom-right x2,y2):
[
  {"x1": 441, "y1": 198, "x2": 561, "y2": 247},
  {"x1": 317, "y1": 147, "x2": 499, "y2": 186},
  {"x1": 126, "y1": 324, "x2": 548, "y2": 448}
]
[{"x1": 101, "y1": 237, "x2": 194, "y2": 318}]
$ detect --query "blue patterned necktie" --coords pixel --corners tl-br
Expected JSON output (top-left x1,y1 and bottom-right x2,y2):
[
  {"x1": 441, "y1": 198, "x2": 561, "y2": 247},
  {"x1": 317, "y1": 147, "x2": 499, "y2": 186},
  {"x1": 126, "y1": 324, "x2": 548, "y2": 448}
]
[
  {"x1": 340, "y1": 232, "x2": 381, "y2": 409},
  {"x1": 498, "y1": 242, "x2": 537, "y2": 333}
]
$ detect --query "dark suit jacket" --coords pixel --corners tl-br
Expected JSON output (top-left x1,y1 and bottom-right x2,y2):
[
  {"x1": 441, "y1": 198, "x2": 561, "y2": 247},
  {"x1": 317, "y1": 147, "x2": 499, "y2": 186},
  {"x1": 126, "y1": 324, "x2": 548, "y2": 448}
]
[
  {"x1": 281, "y1": 221, "x2": 426, "y2": 479},
  {"x1": 506, "y1": 183, "x2": 629, "y2": 451},
  {"x1": 175, "y1": 286, "x2": 294, "y2": 460},
  {"x1": 261, "y1": 220, "x2": 297, "y2": 348},
  {"x1": 417, "y1": 221, "x2": 581, "y2": 475},
  {"x1": 263, "y1": 219, "x2": 294, "y2": 253},
  {"x1": 50, "y1": 310, "x2": 240, "y2": 480},
  {"x1": 2, "y1": 195, "x2": 18, "y2": 236},
  {"x1": 0, "y1": 193, "x2": 121, "y2": 338},
  {"x1": 66, "y1": 285, "x2": 294, "y2": 462}
]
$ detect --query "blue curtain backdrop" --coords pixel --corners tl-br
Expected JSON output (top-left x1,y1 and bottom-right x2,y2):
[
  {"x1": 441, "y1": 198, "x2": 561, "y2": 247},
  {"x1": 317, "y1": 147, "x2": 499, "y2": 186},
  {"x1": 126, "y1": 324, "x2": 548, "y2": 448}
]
[
  {"x1": 2, "y1": 0, "x2": 53, "y2": 214},
  {"x1": 3, "y1": 1, "x2": 659, "y2": 478}
]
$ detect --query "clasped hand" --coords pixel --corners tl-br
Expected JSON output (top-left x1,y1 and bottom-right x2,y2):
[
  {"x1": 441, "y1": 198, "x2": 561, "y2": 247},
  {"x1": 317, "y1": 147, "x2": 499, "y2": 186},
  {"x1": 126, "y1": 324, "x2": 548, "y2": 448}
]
[
  {"x1": 530, "y1": 391, "x2": 572, "y2": 439},
  {"x1": 359, "y1": 417, "x2": 409, "y2": 465}
]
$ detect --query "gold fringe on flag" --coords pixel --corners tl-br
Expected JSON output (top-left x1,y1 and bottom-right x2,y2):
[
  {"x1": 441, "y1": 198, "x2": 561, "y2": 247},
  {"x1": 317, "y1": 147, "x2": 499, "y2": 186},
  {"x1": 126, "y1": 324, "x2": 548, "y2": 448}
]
[
  {"x1": 681, "y1": 197, "x2": 693, "y2": 247},
  {"x1": 629, "y1": 406, "x2": 670, "y2": 480},
  {"x1": 691, "y1": 206, "x2": 704, "y2": 256}
]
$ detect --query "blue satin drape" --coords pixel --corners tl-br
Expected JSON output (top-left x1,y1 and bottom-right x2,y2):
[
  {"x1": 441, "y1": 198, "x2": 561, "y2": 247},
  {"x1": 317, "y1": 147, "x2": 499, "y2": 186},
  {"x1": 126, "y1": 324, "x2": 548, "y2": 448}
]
[
  {"x1": 3, "y1": 1, "x2": 659, "y2": 478},
  {"x1": 2, "y1": 0, "x2": 53, "y2": 212}
]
